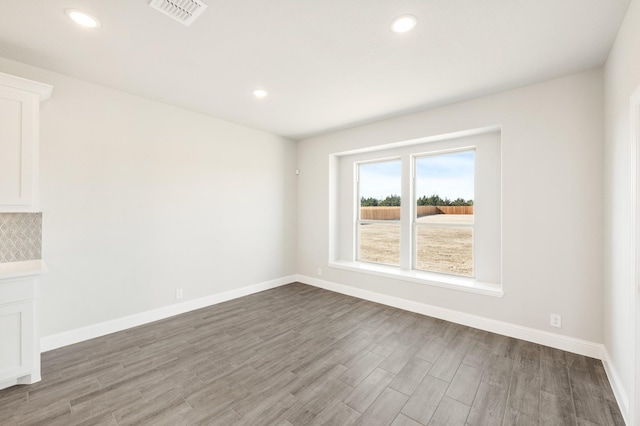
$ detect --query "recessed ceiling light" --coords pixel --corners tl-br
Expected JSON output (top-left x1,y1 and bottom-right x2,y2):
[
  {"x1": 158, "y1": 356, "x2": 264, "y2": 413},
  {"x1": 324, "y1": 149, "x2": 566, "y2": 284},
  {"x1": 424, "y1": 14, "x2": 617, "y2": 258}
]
[
  {"x1": 391, "y1": 15, "x2": 417, "y2": 33},
  {"x1": 65, "y1": 9, "x2": 101, "y2": 28},
  {"x1": 253, "y1": 89, "x2": 268, "y2": 99}
]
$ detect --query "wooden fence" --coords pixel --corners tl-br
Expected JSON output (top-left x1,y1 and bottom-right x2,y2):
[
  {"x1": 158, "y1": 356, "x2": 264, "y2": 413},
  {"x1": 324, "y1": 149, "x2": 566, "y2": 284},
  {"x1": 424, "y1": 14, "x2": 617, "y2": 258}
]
[
  {"x1": 436, "y1": 206, "x2": 474, "y2": 215},
  {"x1": 417, "y1": 206, "x2": 439, "y2": 217},
  {"x1": 360, "y1": 205, "x2": 473, "y2": 220}
]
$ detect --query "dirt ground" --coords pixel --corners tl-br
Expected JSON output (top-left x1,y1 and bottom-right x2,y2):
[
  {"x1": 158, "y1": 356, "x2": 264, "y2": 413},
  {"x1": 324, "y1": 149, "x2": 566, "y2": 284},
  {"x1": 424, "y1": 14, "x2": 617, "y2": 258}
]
[{"x1": 359, "y1": 214, "x2": 473, "y2": 277}]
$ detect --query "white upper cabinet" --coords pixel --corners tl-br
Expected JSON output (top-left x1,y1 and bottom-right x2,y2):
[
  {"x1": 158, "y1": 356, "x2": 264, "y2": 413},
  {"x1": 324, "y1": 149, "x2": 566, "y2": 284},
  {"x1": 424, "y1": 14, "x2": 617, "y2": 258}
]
[{"x1": 0, "y1": 72, "x2": 52, "y2": 212}]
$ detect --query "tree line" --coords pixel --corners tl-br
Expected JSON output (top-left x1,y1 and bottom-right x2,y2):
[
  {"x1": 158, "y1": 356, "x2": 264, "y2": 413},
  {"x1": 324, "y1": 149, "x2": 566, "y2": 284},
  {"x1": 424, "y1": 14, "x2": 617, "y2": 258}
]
[{"x1": 361, "y1": 194, "x2": 474, "y2": 207}]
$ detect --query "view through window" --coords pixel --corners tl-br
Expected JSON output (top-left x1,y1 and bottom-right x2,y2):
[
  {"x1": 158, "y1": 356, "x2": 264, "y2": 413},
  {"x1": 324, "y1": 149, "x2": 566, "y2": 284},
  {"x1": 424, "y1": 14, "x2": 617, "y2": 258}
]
[
  {"x1": 414, "y1": 150, "x2": 474, "y2": 276},
  {"x1": 357, "y1": 159, "x2": 401, "y2": 266},
  {"x1": 356, "y1": 150, "x2": 475, "y2": 277}
]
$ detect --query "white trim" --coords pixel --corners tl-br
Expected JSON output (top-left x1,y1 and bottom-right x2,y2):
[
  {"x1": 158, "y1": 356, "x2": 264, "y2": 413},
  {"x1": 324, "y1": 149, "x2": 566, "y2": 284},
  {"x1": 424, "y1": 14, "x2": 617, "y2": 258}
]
[
  {"x1": 630, "y1": 85, "x2": 640, "y2": 426},
  {"x1": 0, "y1": 372, "x2": 40, "y2": 390},
  {"x1": 332, "y1": 125, "x2": 501, "y2": 157},
  {"x1": 603, "y1": 347, "x2": 630, "y2": 425},
  {"x1": 297, "y1": 274, "x2": 603, "y2": 359},
  {"x1": 40, "y1": 275, "x2": 295, "y2": 352},
  {"x1": 331, "y1": 129, "x2": 502, "y2": 292},
  {"x1": 0, "y1": 71, "x2": 52, "y2": 101},
  {"x1": 329, "y1": 260, "x2": 503, "y2": 297}
]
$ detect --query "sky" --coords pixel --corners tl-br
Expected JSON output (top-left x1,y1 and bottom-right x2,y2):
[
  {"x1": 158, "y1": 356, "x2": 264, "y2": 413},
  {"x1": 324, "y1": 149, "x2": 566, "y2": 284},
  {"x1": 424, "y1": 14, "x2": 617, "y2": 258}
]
[{"x1": 359, "y1": 150, "x2": 474, "y2": 201}]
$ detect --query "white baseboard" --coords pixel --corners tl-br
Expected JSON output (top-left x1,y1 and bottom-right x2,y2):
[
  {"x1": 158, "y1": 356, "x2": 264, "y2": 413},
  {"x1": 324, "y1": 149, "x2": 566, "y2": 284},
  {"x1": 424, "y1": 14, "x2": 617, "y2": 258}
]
[
  {"x1": 40, "y1": 275, "x2": 295, "y2": 352},
  {"x1": 43, "y1": 274, "x2": 605, "y2": 359},
  {"x1": 602, "y1": 347, "x2": 630, "y2": 425},
  {"x1": 296, "y1": 274, "x2": 604, "y2": 360},
  {"x1": 0, "y1": 372, "x2": 41, "y2": 391},
  {"x1": 41, "y1": 274, "x2": 627, "y2": 422},
  {"x1": 297, "y1": 274, "x2": 635, "y2": 422}
]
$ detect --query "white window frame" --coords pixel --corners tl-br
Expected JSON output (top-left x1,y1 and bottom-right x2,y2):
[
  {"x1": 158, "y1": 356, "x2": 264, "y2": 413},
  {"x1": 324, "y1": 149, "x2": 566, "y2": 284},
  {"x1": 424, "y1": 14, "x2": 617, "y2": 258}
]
[
  {"x1": 329, "y1": 128, "x2": 503, "y2": 297},
  {"x1": 355, "y1": 157, "x2": 402, "y2": 267},
  {"x1": 412, "y1": 148, "x2": 475, "y2": 277}
]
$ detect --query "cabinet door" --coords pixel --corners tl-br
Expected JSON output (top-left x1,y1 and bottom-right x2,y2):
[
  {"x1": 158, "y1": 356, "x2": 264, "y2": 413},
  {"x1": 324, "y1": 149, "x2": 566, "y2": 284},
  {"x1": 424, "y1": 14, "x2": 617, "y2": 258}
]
[
  {"x1": 0, "y1": 301, "x2": 34, "y2": 382},
  {"x1": 0, "y1": 85, "x2": 38, "y2": 208}
]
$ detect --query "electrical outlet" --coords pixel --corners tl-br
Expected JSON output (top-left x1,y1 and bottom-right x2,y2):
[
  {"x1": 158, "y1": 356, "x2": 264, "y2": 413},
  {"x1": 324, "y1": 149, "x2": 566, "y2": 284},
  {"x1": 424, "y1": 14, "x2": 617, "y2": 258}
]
[
  {"x1": 176, "y1": 288, "x2": 183, "y2": 300},
  {"x1": 317, "y1": 267, "x2": 322, "y2": 276},
  {"x1": 550, "y1": 314, "x2": 561, "y2": 328}
]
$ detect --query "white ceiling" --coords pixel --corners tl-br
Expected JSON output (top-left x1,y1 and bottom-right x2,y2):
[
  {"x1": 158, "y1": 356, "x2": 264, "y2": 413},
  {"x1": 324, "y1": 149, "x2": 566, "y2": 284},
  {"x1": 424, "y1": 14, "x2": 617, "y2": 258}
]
[{"x1": 0, "y1": 0, "x2": 631, "y2": 139}]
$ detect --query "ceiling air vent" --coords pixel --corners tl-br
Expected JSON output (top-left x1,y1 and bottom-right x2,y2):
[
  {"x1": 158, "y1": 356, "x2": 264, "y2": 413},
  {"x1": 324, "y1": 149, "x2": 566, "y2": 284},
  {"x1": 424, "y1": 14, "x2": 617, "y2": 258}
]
[{"x1": 149, "y1": 0, "x2": 208, "y2": 26}]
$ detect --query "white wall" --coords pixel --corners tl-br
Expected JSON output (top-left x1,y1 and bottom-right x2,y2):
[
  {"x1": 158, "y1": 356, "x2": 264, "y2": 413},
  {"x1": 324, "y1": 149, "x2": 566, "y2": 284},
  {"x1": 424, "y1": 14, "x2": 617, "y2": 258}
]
[
  {"x1": 298, "y1": 69, "x2": 604, "y2": 343},
  {"x1": 603, "y1": 0, "x2": 640, "y2": 421},
  {"x1": 0, "y1": 57, "x2": 298, "y2": 338}
]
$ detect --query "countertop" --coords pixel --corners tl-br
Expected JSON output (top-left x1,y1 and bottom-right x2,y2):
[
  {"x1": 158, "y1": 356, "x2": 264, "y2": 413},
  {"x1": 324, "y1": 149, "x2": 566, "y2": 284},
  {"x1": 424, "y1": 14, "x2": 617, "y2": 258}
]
[{"x1": 0, "y1": 260, "x2": 47, "y2": 280}]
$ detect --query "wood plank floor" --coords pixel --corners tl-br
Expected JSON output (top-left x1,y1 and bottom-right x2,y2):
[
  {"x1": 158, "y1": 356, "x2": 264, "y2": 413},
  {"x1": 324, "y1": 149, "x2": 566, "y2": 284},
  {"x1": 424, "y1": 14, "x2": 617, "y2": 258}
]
[{"x1": 0, "y1": 283, "x2": 625, "y2": 425}]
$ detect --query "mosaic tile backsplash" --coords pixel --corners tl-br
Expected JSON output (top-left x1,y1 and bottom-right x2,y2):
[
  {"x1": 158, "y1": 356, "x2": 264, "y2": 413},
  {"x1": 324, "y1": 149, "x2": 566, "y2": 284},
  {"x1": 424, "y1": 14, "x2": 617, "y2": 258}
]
[{"x1": 0, "y1": 213, "x2": 42, "y2": 263}]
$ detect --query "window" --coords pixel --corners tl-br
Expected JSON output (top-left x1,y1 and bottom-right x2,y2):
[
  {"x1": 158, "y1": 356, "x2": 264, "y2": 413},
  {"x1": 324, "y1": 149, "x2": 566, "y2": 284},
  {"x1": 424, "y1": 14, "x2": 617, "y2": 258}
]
[
  {"x1": 357, "y1": 159, "x2": 401, "y2": 266},
  {"x1": 330, "y1": 130, "x2": 501, "y2": 295},
  {"x1": 414, "y1": 150, "x2": 475, "y2": 277}
]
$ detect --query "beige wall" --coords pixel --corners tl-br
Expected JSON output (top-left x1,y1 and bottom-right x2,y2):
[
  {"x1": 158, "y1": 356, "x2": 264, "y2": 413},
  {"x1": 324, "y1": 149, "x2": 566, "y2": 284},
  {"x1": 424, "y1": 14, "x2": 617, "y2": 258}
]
[
  {"x1": 0, "y1": 57, "x2": 298, "y2": 338},
  {"x1": 298, "y1": 69, "x2": 604, "y2": 343},
  {"x1": 604, "y1": 0, "x2": 640, "y2": 422}
]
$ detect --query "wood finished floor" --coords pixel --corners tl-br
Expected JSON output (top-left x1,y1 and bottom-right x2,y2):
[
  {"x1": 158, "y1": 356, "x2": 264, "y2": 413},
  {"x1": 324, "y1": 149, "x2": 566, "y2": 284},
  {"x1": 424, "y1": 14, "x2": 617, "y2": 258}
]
[{"x1": 0, "y1": 283, "x2": 625, "y2": 426}]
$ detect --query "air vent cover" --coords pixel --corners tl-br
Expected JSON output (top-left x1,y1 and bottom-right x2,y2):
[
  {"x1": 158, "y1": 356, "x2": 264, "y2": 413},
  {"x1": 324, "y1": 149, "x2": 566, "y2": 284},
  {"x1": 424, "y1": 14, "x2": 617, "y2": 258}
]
[{"x1": 149, "y1": 0, "x2": 208, "y2": 26}]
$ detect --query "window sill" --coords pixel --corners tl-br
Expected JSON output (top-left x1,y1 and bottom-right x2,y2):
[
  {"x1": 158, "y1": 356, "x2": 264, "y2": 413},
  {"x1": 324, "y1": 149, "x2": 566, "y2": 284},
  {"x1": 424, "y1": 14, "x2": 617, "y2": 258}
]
[{"x1": 328, "y1": 260, "x2": 503, "y2": 297}]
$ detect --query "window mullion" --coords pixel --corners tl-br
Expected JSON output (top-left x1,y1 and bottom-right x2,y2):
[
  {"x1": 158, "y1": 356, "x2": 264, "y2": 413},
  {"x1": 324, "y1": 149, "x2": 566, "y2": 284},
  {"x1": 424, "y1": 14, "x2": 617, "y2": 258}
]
[{"x1": 400, "y1": 154, "x2": 412, "y2": 271}]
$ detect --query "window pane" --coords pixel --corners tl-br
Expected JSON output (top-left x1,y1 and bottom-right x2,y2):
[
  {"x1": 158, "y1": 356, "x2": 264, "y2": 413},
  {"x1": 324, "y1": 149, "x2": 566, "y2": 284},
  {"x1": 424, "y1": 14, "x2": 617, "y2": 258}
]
[
  {"x1": 415, "y1": 150, "x2": 474, "y2": 276},
  {"x1": 359, "y1": 222, "x2": 400, "y2": 266},
  {"x1": 415, "y1": 151, "x2": 474, "y2": 220},
  {"x1": 359, "y1": 160, "x2": 401, "y2": 221},
  {"x1": 358, "y1": 159, "x2": 401, "y2": 267},
  {"x1": 416, "y1": 225, "x2": 473, "y2": 276}
]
